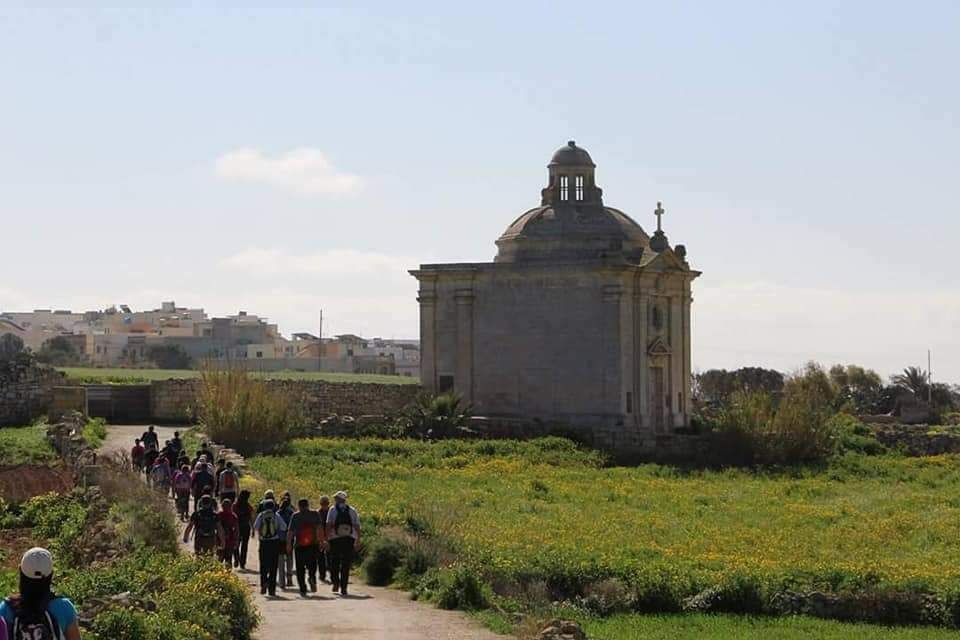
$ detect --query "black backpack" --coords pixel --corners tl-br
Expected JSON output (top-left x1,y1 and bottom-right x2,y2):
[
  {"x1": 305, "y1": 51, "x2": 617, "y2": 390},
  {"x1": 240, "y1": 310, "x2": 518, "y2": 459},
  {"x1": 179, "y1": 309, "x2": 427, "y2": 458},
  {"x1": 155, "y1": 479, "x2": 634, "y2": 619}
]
[
  {"x1": 333, "y1": 505, "x2": 353, "y2": 537},
  {"x1": 196, "y1": 508, "x2": 218, "y2": 538},
  {"x1": 192, "y1": 470, "x2": 213, "y2": 495},
  {"x1": 5, "y1": 596, "x2": 63, "y2": 640}
]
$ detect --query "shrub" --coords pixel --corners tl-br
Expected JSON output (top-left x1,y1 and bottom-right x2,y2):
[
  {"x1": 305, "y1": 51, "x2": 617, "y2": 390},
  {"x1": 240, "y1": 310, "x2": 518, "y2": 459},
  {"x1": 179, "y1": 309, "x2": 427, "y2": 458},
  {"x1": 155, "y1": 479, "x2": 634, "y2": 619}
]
[
  {"x1": 363, "y1": 536, "x2": 408, "y2": 586},
  {"x1": 434, "y1": 564, "x2": 491, "y2": 610},
  {"x1": 405, "y1": 393, "x2": 473, "y2": 439},
  {"x1": 82, "y1": 417, "x2": 108, "y2": 448},
  {"x1": 580, "y1": 578, "x2": 635, "y2": 615},
  {"x1": 195, "y1": 365, "x2": 302, "y2": 455}
]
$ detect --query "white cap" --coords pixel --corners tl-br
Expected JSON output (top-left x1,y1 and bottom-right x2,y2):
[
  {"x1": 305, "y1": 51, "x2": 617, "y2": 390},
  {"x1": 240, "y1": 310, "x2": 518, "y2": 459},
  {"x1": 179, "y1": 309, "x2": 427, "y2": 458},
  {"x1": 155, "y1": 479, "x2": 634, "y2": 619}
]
[
  {"x1": 334, "y1": 490, "x2": 348, "y2": 500},
  {"x1": 20, "y1": 547, "x2": 53, "y2": 579}
]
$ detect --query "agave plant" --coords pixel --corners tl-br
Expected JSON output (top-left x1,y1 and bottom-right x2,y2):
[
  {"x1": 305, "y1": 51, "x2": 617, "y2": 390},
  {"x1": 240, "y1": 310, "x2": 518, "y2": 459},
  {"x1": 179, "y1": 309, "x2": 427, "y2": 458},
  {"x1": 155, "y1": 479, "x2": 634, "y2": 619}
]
[{"x1": 406, "y1": 392, "x2": 473, "y2": 440}]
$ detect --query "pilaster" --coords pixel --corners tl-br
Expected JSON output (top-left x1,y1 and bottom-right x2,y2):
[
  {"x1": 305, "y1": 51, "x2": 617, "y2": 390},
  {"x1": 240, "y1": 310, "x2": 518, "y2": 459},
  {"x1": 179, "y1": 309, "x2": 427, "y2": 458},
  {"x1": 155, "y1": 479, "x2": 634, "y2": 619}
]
[{"x1": 454, "y1": 288, "x2": 475, "y2": 403}]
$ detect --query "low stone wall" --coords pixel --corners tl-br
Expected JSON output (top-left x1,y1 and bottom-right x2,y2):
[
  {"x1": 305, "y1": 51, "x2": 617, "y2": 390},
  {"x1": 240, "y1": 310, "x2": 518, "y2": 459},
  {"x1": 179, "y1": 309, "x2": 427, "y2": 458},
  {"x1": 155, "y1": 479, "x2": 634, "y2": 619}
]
[
  {"x1": 870, "y1": 423, "x2": 960, "y2": 456},
  {"x1": 149, "y1": 378, "x2": 422, "y2": 424},
  {"x1": 0, "y1": 359, "x2": 66, "y2": 426}
]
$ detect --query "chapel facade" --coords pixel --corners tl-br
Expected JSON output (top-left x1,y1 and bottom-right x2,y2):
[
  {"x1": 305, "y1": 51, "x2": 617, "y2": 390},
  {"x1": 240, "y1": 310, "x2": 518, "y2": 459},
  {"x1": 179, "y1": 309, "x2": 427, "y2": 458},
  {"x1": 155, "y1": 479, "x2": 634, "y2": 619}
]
[{"x1": 410, "y1": 142, "x2": 700, "y2": 449}]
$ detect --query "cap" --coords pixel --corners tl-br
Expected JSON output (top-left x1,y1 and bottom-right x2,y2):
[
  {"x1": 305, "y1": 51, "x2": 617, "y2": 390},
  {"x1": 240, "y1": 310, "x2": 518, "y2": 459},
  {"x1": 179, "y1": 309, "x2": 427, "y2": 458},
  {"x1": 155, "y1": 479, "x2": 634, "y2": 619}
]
[
  {"x1": 334, "y1": 490, "x2": 348, "y2": 500},
  {"x1": 20, "y1": 548, "x2": 53, "y2": 579}
]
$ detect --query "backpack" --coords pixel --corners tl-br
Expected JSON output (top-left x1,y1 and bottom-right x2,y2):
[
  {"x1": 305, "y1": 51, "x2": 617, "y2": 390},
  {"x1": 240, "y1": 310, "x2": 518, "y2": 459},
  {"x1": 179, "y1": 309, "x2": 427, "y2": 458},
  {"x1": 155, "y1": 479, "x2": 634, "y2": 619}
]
[
  {"x1": 5, "y1": 596, "x2": 63, "y2": 640},
  {"x1": 192, "y1": 470, "x2": 213, "y2": 496},
  {"x1": 334, "y1": 505, "x2": 354, "y2": 537},
  {"x1": 150, "y1": 464, "x2": 168, "y2": 484},
  {"x1": 295, "y1": 512, "x2": 318, "y2": 547},
  {"x1": 196, "y1": 509, "x2": 218, "y2": 539},
  {"x1": 220, "y1": 470, "x2": 238, "y2": 492},
  {"x1": 174, "y1": 473, "x2": 192, "y2": 494},
  {"x1": 258, "y1": 509, "x2": 278, "y2": 539}
]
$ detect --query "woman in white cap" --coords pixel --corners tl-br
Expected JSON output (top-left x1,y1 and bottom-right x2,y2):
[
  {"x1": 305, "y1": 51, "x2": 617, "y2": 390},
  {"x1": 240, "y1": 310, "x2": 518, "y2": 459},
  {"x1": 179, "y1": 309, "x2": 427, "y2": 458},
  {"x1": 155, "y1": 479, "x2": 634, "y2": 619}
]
[{"x1": 0, "y1": 547, "x2": 82, "y2": 639}]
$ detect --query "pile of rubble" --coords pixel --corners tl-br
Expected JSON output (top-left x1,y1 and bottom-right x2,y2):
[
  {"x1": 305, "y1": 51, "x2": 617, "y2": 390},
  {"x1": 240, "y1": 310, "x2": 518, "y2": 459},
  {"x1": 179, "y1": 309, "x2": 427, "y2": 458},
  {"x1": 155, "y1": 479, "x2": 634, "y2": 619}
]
[{"x1": 536, "y1": 620, "x2": 588, "y2": 640}]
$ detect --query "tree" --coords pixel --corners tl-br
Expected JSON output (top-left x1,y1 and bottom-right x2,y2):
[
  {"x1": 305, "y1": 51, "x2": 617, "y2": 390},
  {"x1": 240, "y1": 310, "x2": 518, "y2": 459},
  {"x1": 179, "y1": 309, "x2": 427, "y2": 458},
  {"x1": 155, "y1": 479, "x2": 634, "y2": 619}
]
[
  {"x1": 0, "y1": 333, "x2": 25, "y2": 363},
  {"x1": 695, "y1": 367, "x2": 784, "y2": 404},
  {"x1": 147, "y1": 344, "x2": 192, "y2": 369},
  {"x1": 892, "y1": 367, "x2": 929, "y2": 398},
  {"x1": 829, "y1": 364, "x2": 884, "y2": 413},
  {"x1": 35, "y1": 336, "x2": 81, "y2": 366}
]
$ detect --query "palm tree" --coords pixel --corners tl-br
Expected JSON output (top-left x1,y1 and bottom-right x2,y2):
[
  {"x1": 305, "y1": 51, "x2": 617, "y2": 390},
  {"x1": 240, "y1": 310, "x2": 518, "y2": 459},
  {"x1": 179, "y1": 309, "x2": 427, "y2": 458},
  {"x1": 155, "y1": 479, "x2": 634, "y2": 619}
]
[{"x1": 892, "y1": 366, "x2": 928, "y2": 397}]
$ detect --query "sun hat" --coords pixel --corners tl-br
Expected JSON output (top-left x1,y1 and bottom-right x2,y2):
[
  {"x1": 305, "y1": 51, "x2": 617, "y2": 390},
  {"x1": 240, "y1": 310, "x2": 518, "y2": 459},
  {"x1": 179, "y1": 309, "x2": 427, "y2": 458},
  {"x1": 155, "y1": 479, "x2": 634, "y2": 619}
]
[{"x1": 20, "y1": 548, "x2": 54, "y2": 579}]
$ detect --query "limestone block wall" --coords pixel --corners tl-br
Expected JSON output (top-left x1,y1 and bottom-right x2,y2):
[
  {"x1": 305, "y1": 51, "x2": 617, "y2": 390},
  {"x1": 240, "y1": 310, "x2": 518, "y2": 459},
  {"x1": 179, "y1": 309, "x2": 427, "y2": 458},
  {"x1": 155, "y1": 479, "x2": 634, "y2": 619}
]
[
  {"x1": 0, "y1": 360, "x2": 66, "y2": 426},
  {"x1": 149, "y1": 378, "x2": 422, "y2": 424},
  {"x1": 49, "y1": 386, "x2": 87, "y2": 421}
]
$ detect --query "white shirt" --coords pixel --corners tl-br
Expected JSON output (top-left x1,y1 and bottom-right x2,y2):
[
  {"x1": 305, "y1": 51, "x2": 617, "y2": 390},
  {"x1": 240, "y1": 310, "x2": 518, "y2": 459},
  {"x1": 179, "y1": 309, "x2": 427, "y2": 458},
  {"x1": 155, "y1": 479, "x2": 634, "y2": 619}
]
[{"x1": 326, "y1": 504, "x2": 360, "y2": 540}]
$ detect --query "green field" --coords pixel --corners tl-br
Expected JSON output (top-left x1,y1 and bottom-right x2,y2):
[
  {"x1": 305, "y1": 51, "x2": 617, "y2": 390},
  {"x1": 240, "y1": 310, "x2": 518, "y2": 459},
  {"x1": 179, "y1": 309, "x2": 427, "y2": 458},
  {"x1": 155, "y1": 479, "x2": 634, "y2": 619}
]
[
  {"x1": 247, "y1": 437, "x2": 960, "y2": 636},
  {"x1": 582, "y1": 613, "x2": 959, "y2": 639},
  {"x1": 0, "y1": 424, "x2": 56, "y2": 465},
  {"x1": 57, "y1": 366, "x2": 419, "y2": 385}
]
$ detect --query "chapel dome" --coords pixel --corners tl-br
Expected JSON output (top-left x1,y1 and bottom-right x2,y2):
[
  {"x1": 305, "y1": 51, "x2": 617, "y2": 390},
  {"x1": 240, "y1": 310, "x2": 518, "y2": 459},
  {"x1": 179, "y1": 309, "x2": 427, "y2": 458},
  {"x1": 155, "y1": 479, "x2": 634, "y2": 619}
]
[
  {"x1": 549, "y1": 140, "x2": 595, "y2": 167},
  {"x1": 495, "y1": 141, "x2": 651, "y2": 264}
]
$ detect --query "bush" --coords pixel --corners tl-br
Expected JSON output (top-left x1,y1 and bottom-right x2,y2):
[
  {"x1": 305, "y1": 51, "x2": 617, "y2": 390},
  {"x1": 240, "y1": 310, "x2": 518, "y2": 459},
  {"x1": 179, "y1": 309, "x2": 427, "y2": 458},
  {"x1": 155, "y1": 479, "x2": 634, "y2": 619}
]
[
  {"x1": 363, "y1": 536, "x2": 408, "y2": 586},
  {"x1": 405, "y1": 393, "x2": 473, "y2": 439},
  {"x1": 82, "y1": 417, "x2": 108, "y2": 448},
  {"x1": 432, "y1": 565, "x2": 491, "y2": 610},
  {"x1": 195, "y1": 365, "x2": 303, "y2": 455},
  {"x1": 711, "y1": 365, "x2": 839, "y2": 465}
]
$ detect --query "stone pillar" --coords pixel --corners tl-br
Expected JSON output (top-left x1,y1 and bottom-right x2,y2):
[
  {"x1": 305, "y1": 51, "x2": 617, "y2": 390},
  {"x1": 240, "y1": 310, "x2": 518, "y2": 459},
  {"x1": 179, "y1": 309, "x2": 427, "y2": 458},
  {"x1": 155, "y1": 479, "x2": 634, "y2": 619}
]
[
  {"x1": 670, "y1": 293, "x2": 684, "y2": 427},
  {"x1": 454, "y1": 288, "x2": 474, "y2": 403},
  {"x1": 618, "y1": 277, "x2": 636, "y2": 427},
  {"x1": 683, "y1": 282, "x2": 694, "y2": 419},
  {"x1": 417, "y1": 277, "x2": 438, "y2": 393},
  {"x1": 601, "y1": 283, "x2": 623, "y2": 422},
  {"x1": 635, "y1": 289, "x2": 649, "y2": 428}
]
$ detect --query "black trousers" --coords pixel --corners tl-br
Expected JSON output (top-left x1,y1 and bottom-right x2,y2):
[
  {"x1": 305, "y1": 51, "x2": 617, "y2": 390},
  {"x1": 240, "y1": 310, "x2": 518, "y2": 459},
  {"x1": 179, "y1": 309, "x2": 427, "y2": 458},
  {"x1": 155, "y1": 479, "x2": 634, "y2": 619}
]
[
  {"x1": 237, "y1": 524, "x2": 251, "y2": 568},
  {"x1": 259, "y1": 538, "x2": 282, "y2": 594},
  {"x1": 328, "y1": 537, "x2": 355, "y2": 590},
  {"x1": 317, "y1": 549, "x2": 328, "y2": 582},
  {"x1": 295, "y1": 545, "x2": 319, "y2": 592}
]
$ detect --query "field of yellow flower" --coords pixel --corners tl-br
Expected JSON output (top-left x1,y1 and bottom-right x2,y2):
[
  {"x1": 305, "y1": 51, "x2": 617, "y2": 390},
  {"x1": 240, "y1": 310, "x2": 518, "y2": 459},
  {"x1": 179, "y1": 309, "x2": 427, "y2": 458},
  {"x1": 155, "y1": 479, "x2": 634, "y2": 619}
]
[{"x1": 248, "y1": 437, "x2": 960, "y2": 600}]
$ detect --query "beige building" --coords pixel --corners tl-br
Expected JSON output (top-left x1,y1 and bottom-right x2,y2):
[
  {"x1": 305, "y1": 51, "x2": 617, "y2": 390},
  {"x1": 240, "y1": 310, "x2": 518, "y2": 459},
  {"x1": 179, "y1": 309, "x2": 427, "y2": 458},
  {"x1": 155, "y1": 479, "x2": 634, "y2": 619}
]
[{"x1": 411, "y1": 142, "x2": 700, "y2": 447}]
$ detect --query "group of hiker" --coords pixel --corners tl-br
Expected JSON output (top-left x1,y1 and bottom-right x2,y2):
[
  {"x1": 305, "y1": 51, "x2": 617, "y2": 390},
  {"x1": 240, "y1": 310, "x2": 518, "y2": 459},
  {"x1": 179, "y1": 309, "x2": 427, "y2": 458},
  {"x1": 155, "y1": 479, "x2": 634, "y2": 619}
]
[{"x1": 134, "y1": 426, "x2": 361, "y2": 599}]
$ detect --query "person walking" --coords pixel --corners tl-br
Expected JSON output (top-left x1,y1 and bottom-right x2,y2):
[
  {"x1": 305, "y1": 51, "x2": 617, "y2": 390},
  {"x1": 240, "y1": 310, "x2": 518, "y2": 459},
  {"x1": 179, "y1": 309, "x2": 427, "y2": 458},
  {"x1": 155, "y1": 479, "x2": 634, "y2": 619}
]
[
  {"x1": 173, "y1": 464, "x2": 192, "y2": 521},
  {"x1": 218, "y1": 498, "x2": 240, "y2": 568},
  {"x1": 218, "y1": 461, "x2": 240, "y2": 504},
  {"x1": 141, "y1": 425, "x2": 159, "y2": 452},
  {"x1": 286, "y1": 498, "x2": 323, "y2": 596},
  {"x1": 277, "y1": 492, "x2": 295, "y2": 588},
  {"x1": 316, "y1": 495, "x2": 331, "y2": 583},
  {"x1": 234, "y1": 490, "x2": 255, "y2": 570},
  {"x1": 0, "y1": 547, "x2": 82, "y2": 640},
  {"x1": 183, "y1": 495, "x2": 223, "y2": 556},
  {"x1": 131, "y1": 438, "x2": 145, "y2": 473},
  {"x1": 191, "y1": 461, "x2": 215, "y2": 513},
  {"x1": 325, "y1": 491, "x2": 360, "y2": 596},
  {"x1": 253, "y1": 498, "x2": 287, "y2": 597}
]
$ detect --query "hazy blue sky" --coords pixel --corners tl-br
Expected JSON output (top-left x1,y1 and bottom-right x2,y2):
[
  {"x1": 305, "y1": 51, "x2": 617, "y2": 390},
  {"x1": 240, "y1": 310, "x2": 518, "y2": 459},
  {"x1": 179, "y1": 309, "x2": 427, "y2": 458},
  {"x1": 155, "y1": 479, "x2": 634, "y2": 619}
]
[{"x1": 1, "y1": 3, "x2": 958, "y2": 380}]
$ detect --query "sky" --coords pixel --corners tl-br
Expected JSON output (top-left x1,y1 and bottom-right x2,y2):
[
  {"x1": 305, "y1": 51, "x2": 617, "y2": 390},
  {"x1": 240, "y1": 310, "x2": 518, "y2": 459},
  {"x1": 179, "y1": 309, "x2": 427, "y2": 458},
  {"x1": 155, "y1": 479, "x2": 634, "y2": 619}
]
[{"x1": 1, "y1": 3, "x2": 958, "y2": 381}]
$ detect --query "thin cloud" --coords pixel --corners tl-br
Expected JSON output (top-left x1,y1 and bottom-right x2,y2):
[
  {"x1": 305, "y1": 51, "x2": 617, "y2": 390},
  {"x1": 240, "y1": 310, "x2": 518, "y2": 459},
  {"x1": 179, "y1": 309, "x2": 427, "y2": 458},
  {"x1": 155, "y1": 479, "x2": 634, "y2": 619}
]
[
  {"x1": 219, "y1": 248, "x2": 418, "y2": 277},
  {"x1": 214, "y1": 148, "x2": 362, "y2": 195}
]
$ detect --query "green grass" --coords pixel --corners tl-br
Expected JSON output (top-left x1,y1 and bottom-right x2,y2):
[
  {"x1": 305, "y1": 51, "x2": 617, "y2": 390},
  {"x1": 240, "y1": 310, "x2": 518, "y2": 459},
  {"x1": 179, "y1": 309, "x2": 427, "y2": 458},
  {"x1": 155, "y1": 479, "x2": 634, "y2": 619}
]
[
  {"x1": 0, "y1": 424, "x2": 56, "y2": 465},
  {"x1": 82, "y1": 417, "x2": 108, "y2": 448},
  {"x1": 582, "y1": 613, "x2": 960, "y2": 639},
  {"x1": 247, "y1": 438, "x2": 960, "y2": 629},
  {"x1": 57, "y1": 367, "x2": 418, "y2": 385}
]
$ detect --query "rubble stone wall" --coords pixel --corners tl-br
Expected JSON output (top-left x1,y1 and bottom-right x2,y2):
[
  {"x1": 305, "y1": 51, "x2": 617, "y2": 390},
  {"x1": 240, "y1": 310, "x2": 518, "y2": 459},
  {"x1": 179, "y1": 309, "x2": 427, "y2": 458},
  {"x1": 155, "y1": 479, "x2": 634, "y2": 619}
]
[{"x1": 0, "y1": 359, "x2": 66, "y2": 426}]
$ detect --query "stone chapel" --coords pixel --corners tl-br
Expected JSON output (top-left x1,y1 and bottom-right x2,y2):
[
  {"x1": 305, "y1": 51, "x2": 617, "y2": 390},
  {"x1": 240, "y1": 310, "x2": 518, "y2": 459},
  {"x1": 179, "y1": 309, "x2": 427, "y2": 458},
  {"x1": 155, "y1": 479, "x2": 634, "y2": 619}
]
[{"x1": 410, "y1": 141, "x2": 700, "y2": 449}]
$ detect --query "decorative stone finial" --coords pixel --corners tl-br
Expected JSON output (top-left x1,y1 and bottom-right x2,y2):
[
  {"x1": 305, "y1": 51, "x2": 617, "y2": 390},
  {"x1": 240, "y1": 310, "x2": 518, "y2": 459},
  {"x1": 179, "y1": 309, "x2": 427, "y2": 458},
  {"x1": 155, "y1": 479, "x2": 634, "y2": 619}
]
[
  {"x1": 567, "y1": 140, "x2": 576, "y2": 147},
  {"x1": 649, "y1": 200, "x2": 669, "y2": 252}
]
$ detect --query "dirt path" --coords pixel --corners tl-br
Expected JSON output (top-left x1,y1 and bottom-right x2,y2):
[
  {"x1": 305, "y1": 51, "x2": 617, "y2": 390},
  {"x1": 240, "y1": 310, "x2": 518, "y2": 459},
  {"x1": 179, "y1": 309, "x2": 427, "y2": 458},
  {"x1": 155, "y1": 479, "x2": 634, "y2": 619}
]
[{"x1": 102, "y1": 425, "x2": 503, "y2": 640}]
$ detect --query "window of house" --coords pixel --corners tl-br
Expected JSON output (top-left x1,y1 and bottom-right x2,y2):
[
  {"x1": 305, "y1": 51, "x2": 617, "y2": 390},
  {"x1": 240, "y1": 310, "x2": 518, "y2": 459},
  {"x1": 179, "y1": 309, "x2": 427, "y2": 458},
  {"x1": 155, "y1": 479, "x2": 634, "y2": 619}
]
[
  {"x1": 575, "y1": 175, "x2": 584, "y2": 201},
  {"x1": 256, "y1": 351, "x2": 263, "y2": 358},
  {"x1": 559, "y1": 175, "x2": 569, "y2": 201}
]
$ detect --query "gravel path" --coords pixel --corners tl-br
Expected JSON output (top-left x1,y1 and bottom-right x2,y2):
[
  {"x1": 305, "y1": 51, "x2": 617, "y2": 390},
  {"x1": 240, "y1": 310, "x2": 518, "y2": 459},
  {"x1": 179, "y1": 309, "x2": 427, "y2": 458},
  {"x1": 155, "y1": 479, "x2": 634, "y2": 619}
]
[{"x1": 102, "y1": 425, "x2": 503, "y2": 640}]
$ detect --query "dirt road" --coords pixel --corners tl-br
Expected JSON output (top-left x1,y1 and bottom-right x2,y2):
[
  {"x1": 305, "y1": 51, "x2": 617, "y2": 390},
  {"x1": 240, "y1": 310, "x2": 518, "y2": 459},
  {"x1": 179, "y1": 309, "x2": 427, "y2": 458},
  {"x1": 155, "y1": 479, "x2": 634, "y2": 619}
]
[{"x1": 102, "y1": 425, "x2": 502, "y2": 640}]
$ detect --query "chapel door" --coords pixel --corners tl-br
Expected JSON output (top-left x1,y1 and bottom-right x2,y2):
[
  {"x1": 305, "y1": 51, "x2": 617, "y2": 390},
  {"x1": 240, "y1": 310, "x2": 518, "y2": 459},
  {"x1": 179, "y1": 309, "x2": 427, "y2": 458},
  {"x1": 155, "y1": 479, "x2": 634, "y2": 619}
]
[{"x1": 651, "y1": 367, "x2": 665, "y2": 432}]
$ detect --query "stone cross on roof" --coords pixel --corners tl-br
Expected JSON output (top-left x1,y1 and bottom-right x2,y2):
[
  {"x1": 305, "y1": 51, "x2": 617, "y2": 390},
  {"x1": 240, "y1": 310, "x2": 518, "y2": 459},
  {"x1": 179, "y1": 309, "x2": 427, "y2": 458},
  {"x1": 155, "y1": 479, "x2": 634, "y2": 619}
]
[{"x1": 654, "y1": 201, "x2": 665, "y2": 232}]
